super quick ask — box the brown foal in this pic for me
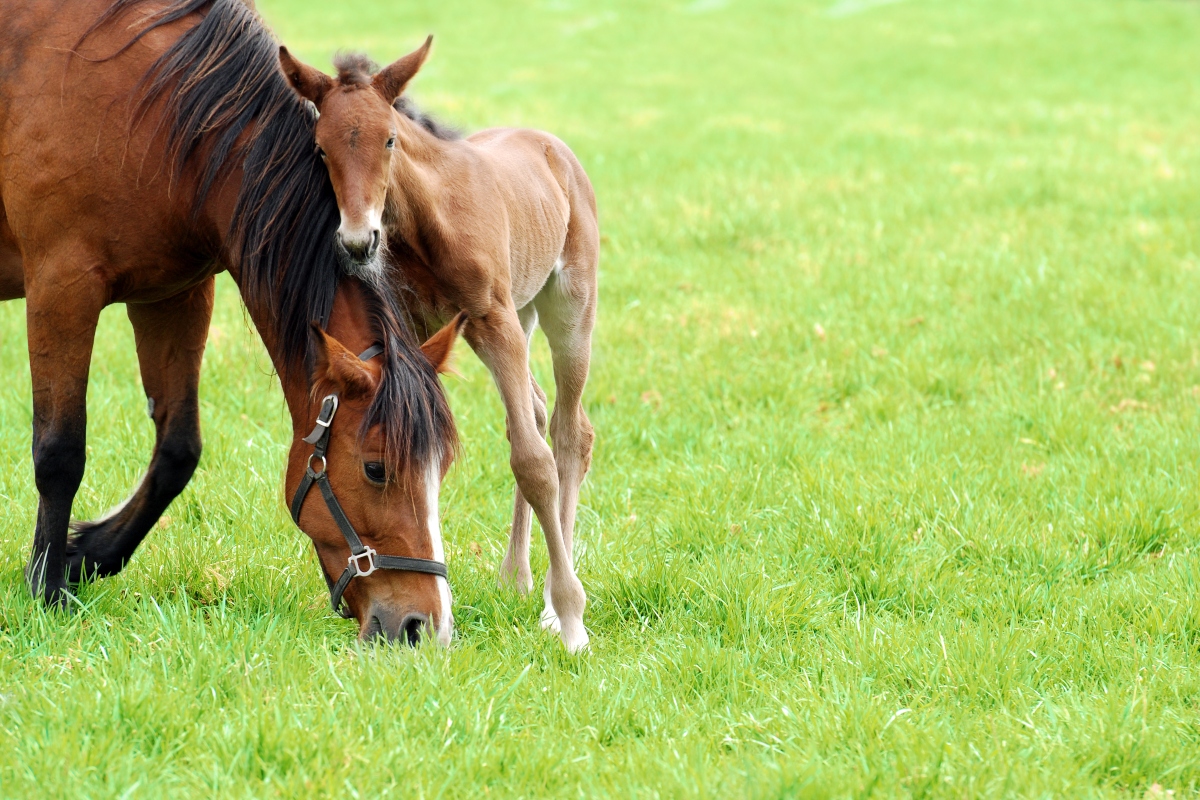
[0,0,463,644]
[281,40,599,652]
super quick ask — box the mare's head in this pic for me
[285,282,463,646]
[278,37,433,278]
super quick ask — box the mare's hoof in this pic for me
[25,565,78,613]
[42,582,78,612]
[65,520,126,585]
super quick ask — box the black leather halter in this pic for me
[290,344,448,619]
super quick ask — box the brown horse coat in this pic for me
[0,0,460,644]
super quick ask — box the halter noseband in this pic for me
[290,343,448,619]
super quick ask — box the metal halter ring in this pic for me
[307,453,327,475]
[348,547,378,577]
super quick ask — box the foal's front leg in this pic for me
[66,279,213,583]
[465,304,588,652]
[499,304,546,595]
[24,270,106,609]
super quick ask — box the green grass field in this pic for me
[2,0,1200,795]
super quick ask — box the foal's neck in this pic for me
[384,115,471,263]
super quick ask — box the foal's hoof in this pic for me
[540,605,589,653]
[539,604,561,633]
[498,556,533,595]
[558,619,590,654]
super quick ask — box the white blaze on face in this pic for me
[425,458,453,645]
[336,207,384,243]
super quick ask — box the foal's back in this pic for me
[464,127,598,307]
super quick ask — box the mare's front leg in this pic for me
[66,278,213,584]
[465,304,588,652]
[24,266,106,609]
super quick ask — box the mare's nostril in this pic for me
[399,612,429,646]
[368,229,380,258]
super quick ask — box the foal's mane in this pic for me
[81,0,456,472]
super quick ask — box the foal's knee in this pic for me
[32,426,86,501]
[551,408,594,472]
[578,414,595,473]
[510,440,558,506]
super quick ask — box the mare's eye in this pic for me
[363,461,387,485]
[316,145,326,160]
[386,136,396,150]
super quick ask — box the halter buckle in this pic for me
[348,547,378,578]
[316,394,339,427]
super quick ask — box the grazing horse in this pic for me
[279,40,599,652]
[0,0,464,645]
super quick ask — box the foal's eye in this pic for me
[316,146,326,160]
[363,461,387,484]
[385,136,396,150]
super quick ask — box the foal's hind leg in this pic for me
[66,279,213,583]
[24,267,107,609]
[533,265,596,632]
[499,304,547,595]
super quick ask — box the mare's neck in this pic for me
[204,168,313,426]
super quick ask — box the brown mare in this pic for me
[0,0,465,645]
[280,40,599,652]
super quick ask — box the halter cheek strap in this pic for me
[290,344,448,619]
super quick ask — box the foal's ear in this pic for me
[311,324,380,401]
[372,35,433,103]
[279,46,334,105]
[420,311,467,375]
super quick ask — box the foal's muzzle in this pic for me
[337,228,380,265]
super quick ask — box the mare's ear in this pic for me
[311,323,380,401]
[372,35,433,103]
[279,46,334,105]
[420,311,467,375]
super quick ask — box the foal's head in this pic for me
[286,286,462,646]
[278,37,432,279]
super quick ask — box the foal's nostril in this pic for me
[399,612,429,646]
[337,232,373,263]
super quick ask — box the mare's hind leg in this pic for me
[532,258,597,632]
[66,278,213,584]
[499,304,547,595]
[24,266,107,609]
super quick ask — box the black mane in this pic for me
[83,0,456,471]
